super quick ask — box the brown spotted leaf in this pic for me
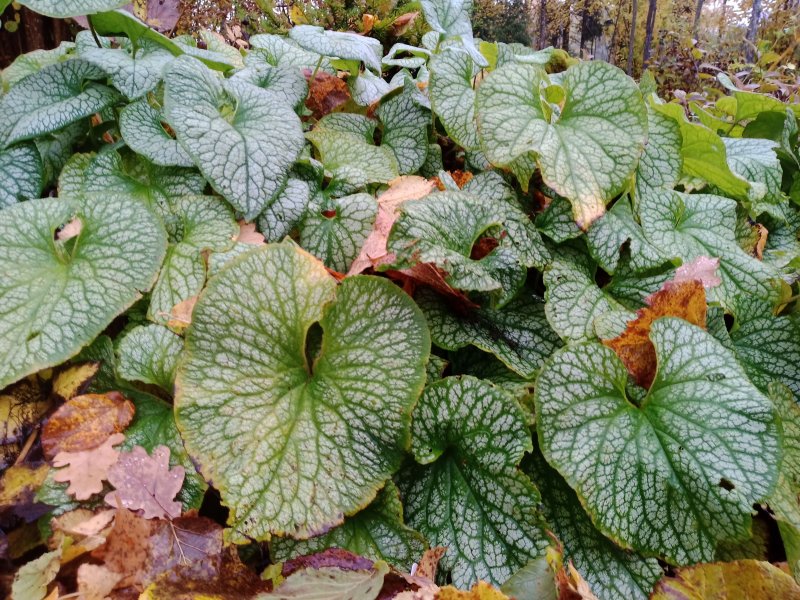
[0,377,51,470]
[304,70,351,120]
[42,392,135,459]
[602,281,707,389]
[53,433,124,501]
[416,546,446,580]
[105,445,184,519]
[650,560,800,600]
[52,362,100,401]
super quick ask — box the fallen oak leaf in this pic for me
[602,280,707,389]
[49,508,116,562]
[104,445,184,520]
[42,392,135,459]
[53,433,125,501]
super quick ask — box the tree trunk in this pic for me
[643,0,657,67]
[579,0,590,51]
[692,0,704,38]
[719,0,727,37]
[626,0,638,75]
[0,7,72,68]
[538,0,548,49]
[609,0,625,65]
[745,0,761,62]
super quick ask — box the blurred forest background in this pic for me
[1,0,798,101]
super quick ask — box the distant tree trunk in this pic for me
[719,0,728,37]
[579,0,590,51]
[609,0,625,64]
[0,7,72,68]
[626,0,638,75]
[692,0,704,38]
[538,0,548,49]
[643,0,657,67]
[745,0,761,62]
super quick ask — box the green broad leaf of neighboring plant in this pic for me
[726,297,800,402]
[76,34,174,100]
[147,195,238,325]
[119,100,194,168]
[543,246,630,344]
[378,86,430,175]
[289,25,382,73]
[174,243,430,540]
[523,450,663,600]
[535,318,781,565]
[271,481,427,569]
[0,143,43,208]
[122,389,207,510]
[0,59,119,147]
[476,61,647,228]
[16,0,127,17]
[385,191,549,307]
[229,63,308,110]
[586,196,667,274]
[89,9,185,55]
[635,104,682,200]
[722,137,786,219]
[651,102,750,200]
[417,288,561,379]
[248,33,335,74]
[0,195,167,389]
[1,42,75,91]
[639,190,780,308]
[307,119,398,195]
[116,323,183,392]
[716,76,787,124]
[163,55,304,220]
[397,376,548,587]
[429,47,480,150]
[743,108,800,169]
[419,0,487,67]
[300,193,377,273]
[258,177,313,242]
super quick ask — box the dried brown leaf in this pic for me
[51,362,100,401]
[602,281,707,389]
[0,463,49,523]
[77,563,123,600]
[0,377,51,471]
[235,220,265,245]
[53,433,124,501]
[415,546,446,580]
[304,70,351,119]
[104,445,184,520]
[166,296,198,332]
[438,581,513,599]
[42,392,134,459]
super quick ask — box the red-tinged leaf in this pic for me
[415,546,446,580]
[282,548,376,577]
[349,176,437,276]
[53,433,125,501]
[42,392,135,459]
[602,281,707,389]
[304,70,351,119]
[105,445,184,520]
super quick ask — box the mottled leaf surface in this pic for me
[119,100,194,167]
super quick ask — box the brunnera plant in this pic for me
[1,0,800,598]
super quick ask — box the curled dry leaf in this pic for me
[348,176,437,275]
[105,445,184,520]
[673,256,722,289]
[53,433,125,501]
[602,281,707,389]
[42,392,135,459]
[235,220,265,245]
[50,508,116,562]
[51,362,100,401]
[304,70,351,120]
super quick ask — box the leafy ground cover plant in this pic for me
[1,1,800,598]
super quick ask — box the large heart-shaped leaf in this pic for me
[289,25,383,73]
[722,137,785,218]
[163,55,304,219]
[429,47,479,150]
[535,318,780,564]
[476,61,647,228]
[0,195,167,388]
[378,84,430,175]
[0,60,119,148]
[420,0,487,67]
[175,243,430,540]
[16,0,127,17]
[634,104,682,199]
[397,375,548,587]
[119,100,194,168]
[116,323,183,393]
[249,33,335,74]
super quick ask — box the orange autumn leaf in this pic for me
[416,546,447,580]
[603,280,707,389]
[304,70,351,119]
[41,392,135,459]
[438,581,512,599]
[53,433,125,500]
